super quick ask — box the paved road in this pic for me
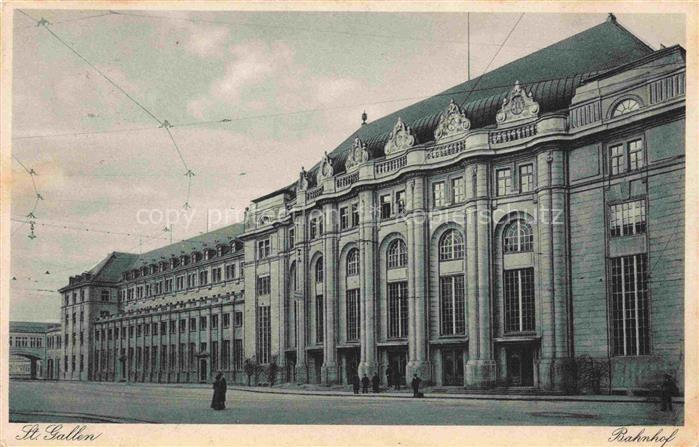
[9,380,682,425]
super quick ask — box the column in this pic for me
[358,190,378,377]
[536,149,570,390]
[294,217,309,383]
[406,176,430,380]
[321,203,338,384]
[465,163,497,387]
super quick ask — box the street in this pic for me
[9,380,682,425]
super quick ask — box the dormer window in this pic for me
[217,246,224,257]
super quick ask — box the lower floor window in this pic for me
[234,339,244,370]
[256,305,271,364]
[387,281,408,338]
[610,254,650,356]
[346,289,360,341]
[316,295,324,343]
[440,275,465,335]
[504,268,535,333]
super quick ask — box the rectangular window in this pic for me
[351,203,359,227]
[234,339,244,370]
[101,290,110,302]
[223,313,231,329]
[497,168,512,196]
[256,305,271,364]
[346,289,360,342]
[189,343,196,369]
[225,264,235,280]
[257,239,271,259]
[433,182,446,207]
[387,281,409,338]
[200,316,207,331]
[504,268,535,333]
[609,199,647,237]
[628,139,644,171]
[380,194,392,219]
[289,227,295,248]
[190,317,196,332]
[211,341,218,371]
[315,295,324,343]
[234,311,243,327]
[519,164,533,193]
[396,190,406,216]
[610,144,625,175]
[212,314,218,330]
[212,268,222,283]
[176,276,184,290]
[440,275,466,336]
[257,275,271,296]
[452,177,465,203]
[222,340,230,369]
[310,219,317,240]
[169,320,175,334]
[340,207,349,230]
[144,324,150,336]
[179,320,186,333]
[199,270,209,286]
[610,254,650,356]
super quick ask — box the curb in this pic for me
[225,385,685,405]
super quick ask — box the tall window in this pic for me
[351,203,359,227]
[346,289,360,341]
[610,254,650,356]
[628,139,644,171]
[610,144,625,175]
[234,339,244,370]
[380,194,392,219]
[440,275,465,335]
[504,268,535,333]
[256,305,271,364]
[347,249,359,276]
[257,238,271,259]
[387,282,409,338]
[452,177,465,203]
[433,181,446,207]
[288,227,295,248]
[496,168,512,196]
[387,239,407,269]
[340,207,349,230]
[257,275,271,296]
[439,230,464,261]
[395,190,406,216]
[315,257,324,283]
[610,139,644,175]
[519,164,533,193]
[315,295,324,343]
[503,220,533,253]
[222,340,230,369]
[609,199,647,237]
[289,263,297,292]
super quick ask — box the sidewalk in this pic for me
[222,382,685,404]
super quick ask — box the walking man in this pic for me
[352,374,360,395]
[411,374,422,398]
[361,374,370,394]
[660,373,678,411]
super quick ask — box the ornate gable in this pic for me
[315,151,334,184]
[496,81,540,126]
[345,137,370,172]
[434,99,471,143]
[384,117,416,155]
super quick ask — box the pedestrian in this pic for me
[371,373,380,393]
[393,369,401,390]
[411,374,422,398]
[660,373,678,411]
[361,374,370,394]
[385,365,393,388]
[352,375,360,395]
[211,371,227,410]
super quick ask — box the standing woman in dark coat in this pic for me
[211,371,227,410]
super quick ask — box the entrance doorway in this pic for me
[199,359,207,383]
[442,349,464,386]
[47,359,53,380]
[119,358,126,381]
[506,345,534,386]
[387,351,407,386]
[285,352,297,383]
[344,348,359,384]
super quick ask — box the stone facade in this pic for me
[55,24,685,394]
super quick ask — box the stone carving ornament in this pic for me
[297,166,309,191]
[316,151,334,184]
[384,117,416,155]
[345,137,370,171]
[496,80,540,126]
[434,99,471,143]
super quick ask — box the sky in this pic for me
[10,10,686,322]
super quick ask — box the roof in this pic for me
[294,17,653,189]
[10,321,60,334]
[129,223,245,268]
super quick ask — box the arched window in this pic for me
[439,229,464,261]
[612,98,640,117]
[387,239,407,269]
[315,257,324,283]
[347,248,359,276]
[503,220,533,253]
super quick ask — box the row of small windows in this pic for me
[63,289,87,306]
[123,244,238,281]
[94,312,244,341]
[120,264,243,302]
[9,336,44,348]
